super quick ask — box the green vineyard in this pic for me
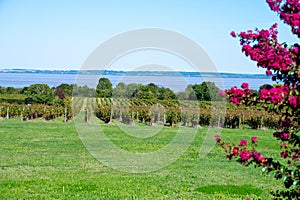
[0,102,73,122]
[0,97,280,129]
[90,97,279,129]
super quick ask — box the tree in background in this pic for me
[125,83,142,98]
[113,82,127,98]
[55,83,73,98]
[192,82,221,101]
[131,83,158,100]
[216,0,300,198]
[6,87,16,94]
[23,84,54,105]
[52,84,74,107]
[177,82,221,101]
[158,87,176,100]
[95,78,113,98]
[131,83,177,100]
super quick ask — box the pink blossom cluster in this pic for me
[260,85,289,104]
[288,95,300,108]
[223,82,299,108]
[275,116,300,162]
[273,131,291,140]
[231,24,297,75]
[238,138,266,164]
[259,85,300,107]
[216,135,266,165]
[267,0,300,37]
[280,143,300,161]
[222,83,251,105]
[279,117,292,128]
[288,87,300,108]
[291,149,300,161]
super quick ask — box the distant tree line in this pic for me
[94,77,228,101]
[0,83,95,106]
[0,77,261,105]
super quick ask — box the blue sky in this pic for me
[0,0,298,73]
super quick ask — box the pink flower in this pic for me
[244,89,251,95]
[241,82,249,89]
[239,139,248,146]
[251,136,258,143]
[240,149,252,161]
[259,85,290,104]
[274,131,291,141]
[280,132,290,140]
[292,45,299,54]
[259,29,270,39]
[258,156,266,164]
[232,146,239,155]
[281,151,289,158]
[260,89,268,99]
[230,97,240,105]
[230,31,236,37]
[288,96,298,108]
[252,152,266,164]
[292,155,299,162]
[266,69,272,76]
[219,90,225,97]
[215,134,221,142]
[280,118,291,128]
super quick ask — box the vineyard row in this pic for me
[0,97,281,129]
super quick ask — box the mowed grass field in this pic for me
[0,117,283,199]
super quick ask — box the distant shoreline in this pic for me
[0,69,269,79]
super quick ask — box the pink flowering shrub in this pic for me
[216,135,266,166]
[267,0,300,37]
[216,0,300,199]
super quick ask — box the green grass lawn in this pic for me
[0,117,283,199]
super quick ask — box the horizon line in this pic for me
[0,68,267,75]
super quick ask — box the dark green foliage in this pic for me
[96,78,113,98]
[23,84,54,104]
[131,83,157,99]
[195,185,263,196]
[271,189,300,199]
[130,83,177,101]
[191,82,222,101]
[55,84,74,99]
[6,87,16,94]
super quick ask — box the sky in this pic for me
[0,0,298,74]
